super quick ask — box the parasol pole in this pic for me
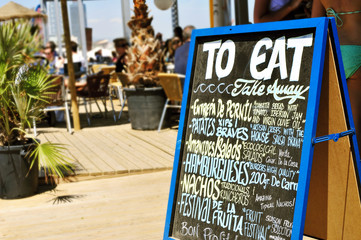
[171,0,179,29]
[54,0,63,57]
[60,0,81,131]
[209,0,214,27]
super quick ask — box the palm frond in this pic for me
[30,142,74,182]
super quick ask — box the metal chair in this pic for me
[157,73,185,132]
[77,74,116,125]
[33,75,72,136]
[114,72,130,120]
[108,72,128,110]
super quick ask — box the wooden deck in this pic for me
[0,170,173,240]
[1,101,182,239]
[0,102,317,239]
[0,171,317,240]
[34,102,179,179]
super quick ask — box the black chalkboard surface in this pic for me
[164,18,361,240]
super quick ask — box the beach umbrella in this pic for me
[0,1,46,21]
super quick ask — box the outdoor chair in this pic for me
[64,62,85,79]
[91,65,124,111]
[77,73,116,125]
[114,72,130,120]
[157,73,185,132]
[90,64,108,74]
[90,64,115,75]
[100,65,116,76]
[33,75,72,136]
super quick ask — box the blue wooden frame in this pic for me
[163,17,361,240]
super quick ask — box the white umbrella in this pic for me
[87,47,113,60]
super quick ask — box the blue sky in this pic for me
[85,0,212,41]
[10,0,212,42]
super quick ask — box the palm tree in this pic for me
[0,20,73,185]
[125,0,164,87]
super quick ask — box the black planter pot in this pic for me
[124,87,167,130]
[0,139,39,199]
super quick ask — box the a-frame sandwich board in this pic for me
[163,17,361,240]
[304,18,361,239]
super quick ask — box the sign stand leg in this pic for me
[304,35,361,239]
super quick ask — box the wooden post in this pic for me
[60,0,81,131]
[211,0,232,27]
[209,0,214,28]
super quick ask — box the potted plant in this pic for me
[123,0,166,130]
[0,20,73,199]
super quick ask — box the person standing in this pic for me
[312,0,361,145]
[113,38,129,73]
[174,25,195,77]
[69,41,85,68]
[173,26,183,43]
[254,0,311,23]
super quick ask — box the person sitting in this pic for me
[164,36,182,66]
[43,42,62,74]
[63,41,88,93]
[43,42,65,125]
[95,49,104,63]
[45,41,59,58]
[68,41,85,69]
[112,51,117,63]
[62,41,87,80]
[312,0,361,146]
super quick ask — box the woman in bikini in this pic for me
[312,0,361,146]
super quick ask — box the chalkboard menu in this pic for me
[164,18,361,240]
[168,27,315,239]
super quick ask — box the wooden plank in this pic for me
[62,131,113,175]
[53,132,89,175]
[127,130,176,155]
[120,130,174,165]
[57,131,101,175]
[141,128,178,146]
[96,130,148,171]
[79,131,128,174]
[104,129,166,169]
[114,128,173,167]
[70,131,117,175]
[98,129,155,171]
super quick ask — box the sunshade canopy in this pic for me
[0,1,46,21]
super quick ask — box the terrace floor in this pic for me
[0,101,317,239]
